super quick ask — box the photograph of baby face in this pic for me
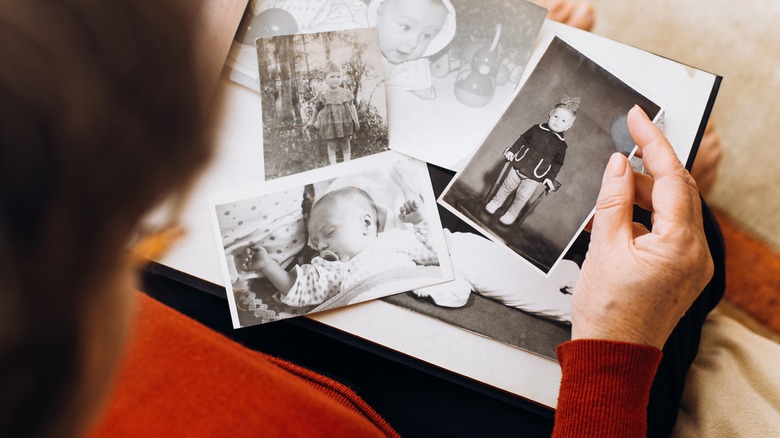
[225,0,547,170]
[211,154,453,328]
[256,27,388,180]
[439,37,662,276]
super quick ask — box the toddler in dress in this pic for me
[236,186,439,307]
[306,62,360,165]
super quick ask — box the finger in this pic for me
[627,106,687,182]
[633,171,654,211]
[627,106,699,229]
[633,222,650,237]
[590,153,635,243]
[584,216,594,233]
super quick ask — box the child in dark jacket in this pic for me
[485,97,580,225]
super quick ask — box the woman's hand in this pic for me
[572,106,714,349]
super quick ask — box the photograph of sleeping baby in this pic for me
[256,27,388,179]
[225,0,547,170]
[383,165,587,360]
[439,37,661,275]
[212,156,452,328]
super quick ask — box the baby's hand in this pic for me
[399,199,425,224]
[412,86,437,100]
[236,244,271,272]
[504,150,515,161]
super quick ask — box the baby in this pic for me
[237,187,439,307]
[250,0,456,99]
[485,97,581,225]
[413,230,579,324]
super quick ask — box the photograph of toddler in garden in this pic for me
[256,27,388,179]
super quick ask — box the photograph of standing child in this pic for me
[256,27,388,179]
[485,97,580,226]
[305,62,360,165]
[440,37,661,275]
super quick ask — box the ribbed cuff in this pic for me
[552,339,662,438]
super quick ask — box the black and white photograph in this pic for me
[256,27,388,180]
[440,37,662,275]
[211,154,453,328]
[383,166,589,359]
[225,0,547,170]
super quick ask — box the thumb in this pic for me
[590,153,635,243]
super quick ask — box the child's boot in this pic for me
[485,199,501,214]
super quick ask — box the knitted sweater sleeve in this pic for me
[552,339,663,438]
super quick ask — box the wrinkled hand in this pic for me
[236,244,271,273]
[572,106,714,349]
[399,199,424,225]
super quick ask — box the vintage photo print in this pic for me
[440,37,662,275]
[383,165,586,360]
[210,153,453,328]
[256,27,388,180]
[224,0,547,170]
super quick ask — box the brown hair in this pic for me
[0,0,213,435]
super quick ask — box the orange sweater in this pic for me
[89,292,397,437]
[90,293,661,437]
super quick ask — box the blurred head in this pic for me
[376,0,449,64]
[0,0,213,436]
[308,187,378,262]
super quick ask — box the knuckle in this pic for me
[595,191,630,212]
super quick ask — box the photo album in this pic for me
[147,0,721,409]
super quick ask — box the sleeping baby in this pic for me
[236,186,439,307]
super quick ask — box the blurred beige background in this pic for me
[587,0,780,252]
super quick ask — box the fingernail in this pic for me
[630,104,647,119]
[605,153,626,178]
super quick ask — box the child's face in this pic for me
[376,0,448,65]
[308,200,376,262]
[547,107,576,133]
[325,71,342,89]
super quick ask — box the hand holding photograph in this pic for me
[440,37,662,275]
[211,153,453,328]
